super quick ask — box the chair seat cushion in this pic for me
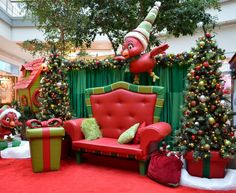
[72,137,142,157]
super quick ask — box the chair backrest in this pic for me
[85,81,165,138]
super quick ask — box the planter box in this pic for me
[184,151,229,178]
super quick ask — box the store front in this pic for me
[0,60,19,106]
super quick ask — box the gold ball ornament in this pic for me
[224,139,231,146]
[204,144,210,151]
[208,117,216,125]
[222,115,228,122]
[189,143,194,148]
[220,55,226,60]
[199,41,205,47]
[199,81,205,87]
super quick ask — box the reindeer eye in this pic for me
[128,44,133,50]
[6,117,10,122]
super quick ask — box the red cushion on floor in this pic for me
[73,137,142,156]
[133,122,146,144]
[147,151,183,186]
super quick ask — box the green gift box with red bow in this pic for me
[26,118,65,173]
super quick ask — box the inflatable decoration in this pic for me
[115,1,169,84]
[0,105,22,150]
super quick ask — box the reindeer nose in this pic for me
[122,49,129,58]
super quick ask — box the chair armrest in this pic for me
[63,118,85,141]
[140,122,172,156]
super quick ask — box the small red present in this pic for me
[147,145,183,187]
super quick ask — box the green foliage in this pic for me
[65,57,128,71]
[23,1,95,54]
[22,0,219,55]
[175,33,236,160]
[64,53,191,71]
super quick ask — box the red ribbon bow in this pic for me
[26,118,62,128]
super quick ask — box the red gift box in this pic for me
[184,151,229,178]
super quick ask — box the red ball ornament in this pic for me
[198,130,204,135]
[203,61,209,67]
[216,84,221,89]
[205,33,211,38]
[195,75,200,80]
[191,135,196,140]
[195,66,201,71]
[190,70,195,75]
[184,111,190,116]
[191,100,197,107]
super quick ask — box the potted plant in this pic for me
[175,33,236,178]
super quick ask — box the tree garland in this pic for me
[63,53,192,71]
[64,57,129,71]
[155,52,192,67]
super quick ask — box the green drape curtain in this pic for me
[67,64,188,145]
[67,69,125,118]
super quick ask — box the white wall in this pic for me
[208,0,236,24]
[159,0,236,58]
[0,19,11,39]
[161,23,236,58]
[11,27,45,41]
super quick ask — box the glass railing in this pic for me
[0,0,25,17]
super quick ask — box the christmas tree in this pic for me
[175,33,236,159]
[37,54,72,121]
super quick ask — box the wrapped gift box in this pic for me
[26,119,65,173]
[184,151,229,178]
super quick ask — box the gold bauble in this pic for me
[222,115,228,122]
[208,117,216,125]
[224,139,231,146]
[189,143,194,148]
[204,144,210,150]
[199,81,205,87]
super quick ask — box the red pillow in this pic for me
[147,151,183,187]
[133,122,146,144]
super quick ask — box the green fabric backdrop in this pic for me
[67,64,188,145]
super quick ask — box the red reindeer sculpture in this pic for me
[0,105,21,140]
[115,1,169,84]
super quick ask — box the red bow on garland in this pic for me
[26,118,62,128]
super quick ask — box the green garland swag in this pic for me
[63,52,192,71]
